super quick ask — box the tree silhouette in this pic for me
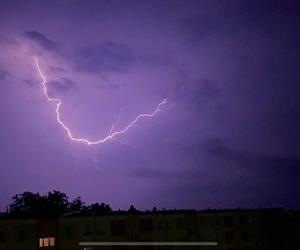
[88,202,112,215]
[9,190,69,217]
[68,196,86,212]
[8,190,111,217]
[9,191,43,217]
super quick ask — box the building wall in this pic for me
[0,209,293,250]
[56,209,284,250]
[0,218,37,250]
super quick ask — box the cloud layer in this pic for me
[0,0,299,210]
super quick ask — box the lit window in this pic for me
[39,238,43,247]
[39,237,55,247]
[49,237,55,246]
[43,238,49,247]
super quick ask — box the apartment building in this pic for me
[0,208,297,250]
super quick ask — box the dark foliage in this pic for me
[8,190,112,217]
[88,202,112,215]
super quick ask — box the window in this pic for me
[65,226,72,239]
[166,221,173,230]
[241,230,249,241]
[39,237,55,247]
[239,215,249,226]
[187,220,198,234]
[199,217,207,227]
[223,216,233,227]
[176,218,185,230]
[157,220,172,231]
[0,230,5,243]
[18,229,26,243]
[97,222,105,235]
[83,224,91,236]
[44,238,49,247]
[139,219,153,233]
[111,220,126,236]
[49,238,55,246]
[127,231,137,239]
[225,231,235,243]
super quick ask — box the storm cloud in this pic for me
[0,0,299,211]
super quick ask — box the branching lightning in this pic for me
[34,57,167,146]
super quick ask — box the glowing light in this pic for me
[34,57,167,145]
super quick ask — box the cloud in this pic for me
[178,17,219,44]
[73,41,172,74]
[23,79,40,88]
[96,83,120,90]
[203,138,300,174]
[0,36,18,45]
[48,77,76,92]
[173,138,300,208]
[23,78,76,93]
[238,0,300,29]
[49,66,66,73]
[25,31,59,51]
[0,70,10,81]
[132,167,171,179]
[138,53,172,68]
[73,41,136,73]
[177,1,300,47]
[173,76,222,106]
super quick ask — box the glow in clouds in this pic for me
[34,57,167,145]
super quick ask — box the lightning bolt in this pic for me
[34,57,167,146]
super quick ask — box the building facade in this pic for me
[0,208,298,250]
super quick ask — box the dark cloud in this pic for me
[0,69,10,81]
[73,41,172,74]
[173,76,222,106]
[263,109,300,154]
[138,53,172,68]
[178,0,300,47]
[178,17,220,45]
[238,0,300,29]
[24,78,76,92]
[48,77,76,92]
[50,66,66,73]
[73,42,136,73]
[0,36,18,45]
[23,79,39,88]
[175,138,300,208]
[132,167,171,179]
[96,83,120,90]
[203,138,300,175]
[25,30,59,51]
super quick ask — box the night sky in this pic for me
[0,0,299,211]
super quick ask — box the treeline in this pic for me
[7,190,112,217]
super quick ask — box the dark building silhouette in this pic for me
[0,208,299,250]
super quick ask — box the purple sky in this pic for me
[0,0,299,211]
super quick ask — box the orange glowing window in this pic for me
[39,237,55,247]
[43,238,49,247]
[39,238,43,247]
[49,237,55,246]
